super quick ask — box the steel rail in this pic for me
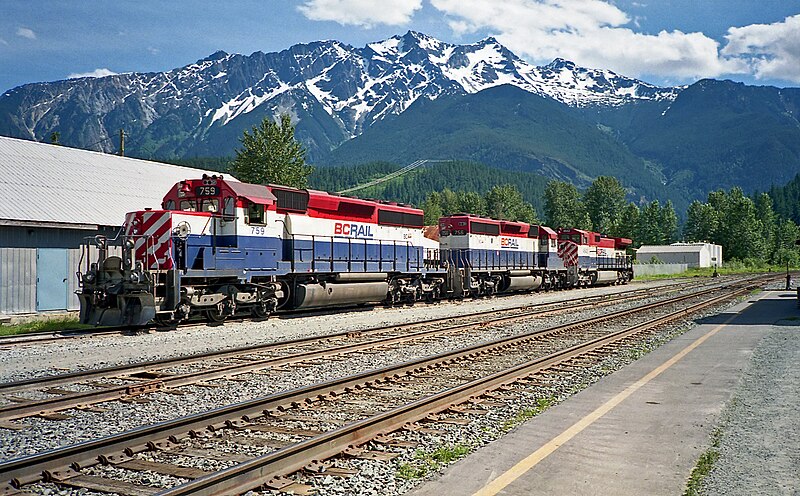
[0,279,703,348]
[0,279,704,396]
[0,278,762,490]
[0,281,728,421]
[160,284,755,496]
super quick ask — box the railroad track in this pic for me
[0,279,725,424]
[0,279,703,348]
[0,275,771,495]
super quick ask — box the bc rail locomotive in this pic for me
[77,176,633,326]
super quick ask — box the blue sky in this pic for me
[2,0,799,93]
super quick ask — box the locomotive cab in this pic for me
[77,176,286,326]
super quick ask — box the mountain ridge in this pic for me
[0,30,678,160]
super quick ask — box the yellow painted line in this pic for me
[474,300,752,496]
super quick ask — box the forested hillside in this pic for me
[588,79,800,202]
[321,85,673,207]
[767,173,800,225]
[308,160,549,213]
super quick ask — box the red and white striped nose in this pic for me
[558,240,579,267]
[125,211,174,270]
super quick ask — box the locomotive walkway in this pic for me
[411,289,800,495]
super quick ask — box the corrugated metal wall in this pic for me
[1,247,95,314]
[1,226,123,315]
[0,248,36,314]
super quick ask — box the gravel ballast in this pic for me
[0,282,705,460]
[0,276,777,496]
[700,313,800,495]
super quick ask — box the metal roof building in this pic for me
[636,243,722,268]
[0,136,230,318]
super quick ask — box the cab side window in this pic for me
[247,203,265,225]
[222,197,235,221]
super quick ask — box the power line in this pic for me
[336,160,452,195]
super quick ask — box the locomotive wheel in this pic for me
[251,300,270,319]
[204,303,227,323]
[154,315,178,327]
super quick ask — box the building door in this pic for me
[37,248,68,311]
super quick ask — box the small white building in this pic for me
[636,243,722,268]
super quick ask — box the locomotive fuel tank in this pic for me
[504,274,543,292]
[592,270,620,285]
[293,280,389,309]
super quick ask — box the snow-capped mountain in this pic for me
[0,31,680,159]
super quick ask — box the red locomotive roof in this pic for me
[558,227,632,248]
[614,237,633,249]
[534,225,557,239]
[228,182,277,205]
[440,214,502,236]
[162,176,277,210]
[500,220,531,238]
[161,177,424,228]
[268,185,424,228]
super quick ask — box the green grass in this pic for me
[0,317,93,336]
[396,444,472,480]
[502,397,555,432]
[634,265,800,282]
[684,428,723,496]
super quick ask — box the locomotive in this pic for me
[77,176,633,326]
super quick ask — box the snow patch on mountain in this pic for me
[0,30,681,157]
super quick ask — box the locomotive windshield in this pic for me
[559,234,582,243]
[178,198,219,212]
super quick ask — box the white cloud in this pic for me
[0,38,8,46]
[148,46,160,55]
[430,0,747,80]
[67,68,118,79]
[722,14,800,83]
[298,0,422,27]
[16,27,36,40]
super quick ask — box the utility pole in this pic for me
[119,129,125,156]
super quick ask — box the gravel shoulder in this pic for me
[0,279,686,383]
[0,279,700,460]
[700,307,800,495]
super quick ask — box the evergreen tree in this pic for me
[618,202,640,244]
[439,189,461,215]
[422,192,443,225]
[683,200,719,242]
[231,114,313,188]
[754,192,777,251]
[583,176,626,234]
[660,200,679,244]
[457,191,487,216]
[638,200,663,245]
[713,187,764,261]
[544,180,590,229]
[485,184,539,223]
[770,219,800,266]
